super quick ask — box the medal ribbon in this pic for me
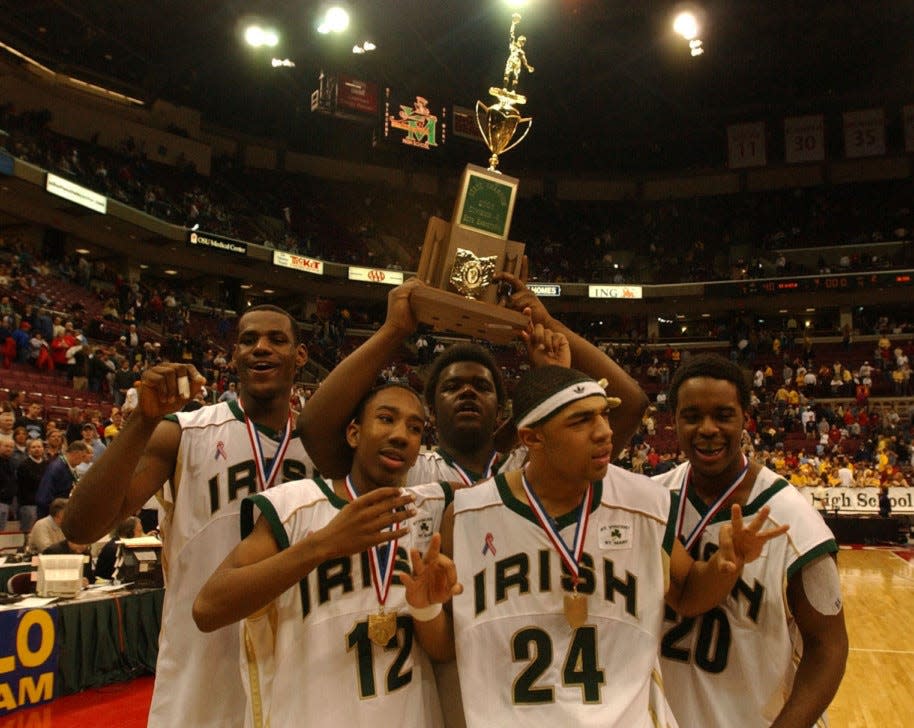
[446,450,500,487]
[674,454,749,550]
[239,399,293,491]
[344,476,398,608]
[521,470,592,586]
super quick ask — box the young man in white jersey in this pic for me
[410,365,788,728]
[62,304,315,728]
[194,384,460,727]
[653,353,847,728]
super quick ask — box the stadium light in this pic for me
[352,40,376,54]
[318,6,350,34]
[673,12,698,40]
[245,25,279,48]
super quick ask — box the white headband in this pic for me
[516,380,609,429]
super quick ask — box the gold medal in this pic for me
[367,609,398,647]
[564,591,588,629]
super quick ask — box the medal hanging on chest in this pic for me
[240,400,293,492]
[674,455,749,550]
[521,471,593,629]
[344,476,399,646]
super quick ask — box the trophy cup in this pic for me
[476,13,534,172]
[410,14,535,344]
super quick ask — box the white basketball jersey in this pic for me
[406,446,526,728]
[240,478,452,728]
[654,463,838,728]
[149,400,315,728]
[452,468,679,728]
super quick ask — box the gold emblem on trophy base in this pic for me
[450,248,498,298]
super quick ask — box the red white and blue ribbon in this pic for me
[449,451,500,487]
[240,400,293,492]
[674,454,749,550]
[521,470,592,586]
[345,475,397,608]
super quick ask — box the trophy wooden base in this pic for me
[410,286,528,345]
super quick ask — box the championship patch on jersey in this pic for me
[599,521,632,550]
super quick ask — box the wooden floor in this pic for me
[829,547,914,728]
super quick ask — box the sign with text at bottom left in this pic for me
[0,607,59,715]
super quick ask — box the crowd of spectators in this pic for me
[4,105,914,282]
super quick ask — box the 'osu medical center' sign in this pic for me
[0,608,59,715]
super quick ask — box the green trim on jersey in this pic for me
[663,492,680,555]
[163,413,178,424]
[313,476,349,509]
[227,398,285,439]
[786,538,839,581]
[434,447,509,482]
[241,493,290,550]
[438,481,455,508]
[686,476,790,525]
[493,473,604,529]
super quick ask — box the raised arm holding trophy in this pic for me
[411,13,535,345]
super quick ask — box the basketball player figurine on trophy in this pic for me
[411,13,536,344]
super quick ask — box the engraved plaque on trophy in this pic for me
[410,14,535,345]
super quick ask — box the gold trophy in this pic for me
[410,14,535,344]
[476,13,534,172]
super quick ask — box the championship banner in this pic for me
[348,266,404,286]
[903,105,914,153]
[384,88,445,150]
[187,230,247,256]
[784,115,825,163]
[0,608,58,715]
[800,486,914,515]
[272,250,324,276]
[726,122,766,169]
[843,108,885,158]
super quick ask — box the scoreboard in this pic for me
[720,271,914,297]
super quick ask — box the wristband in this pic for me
[407,603,442,622]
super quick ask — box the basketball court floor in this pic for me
[829,546,914,728]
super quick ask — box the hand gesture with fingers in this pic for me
[399,533,463,609]
[717,504,790,573]
[137,363,207,420]
[319,486,416,560]
[522,309,571,368]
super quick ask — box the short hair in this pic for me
[667,353,751,413]
[49,498,68,517]
[239,304,300,341]
[423,343,506,411]
[352,383,424,424]
[66,440,91,454]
